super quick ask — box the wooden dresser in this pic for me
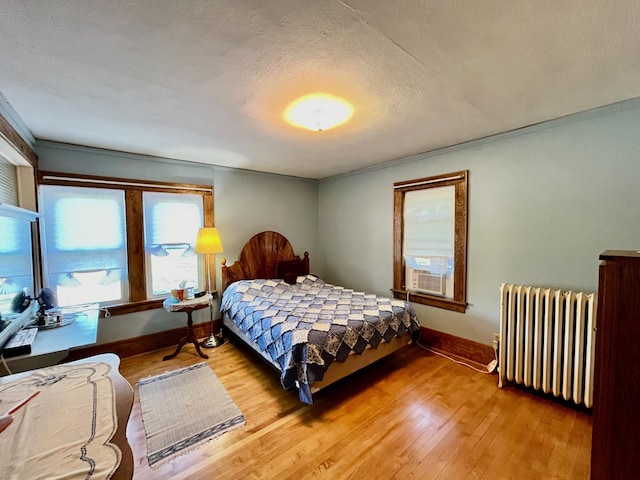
[591,250,640,479]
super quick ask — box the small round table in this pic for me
[162,294,212,361]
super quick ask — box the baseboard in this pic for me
[66,319,222,361]
[418,327,495,368]
[67,322,493,367]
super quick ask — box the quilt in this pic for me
[221,275,419,404]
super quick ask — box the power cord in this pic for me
[405,288,499,374]
[416,339,498,374]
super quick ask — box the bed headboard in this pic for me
[220,231,309,292]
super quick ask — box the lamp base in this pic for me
[201,333,225,348]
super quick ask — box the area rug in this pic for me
[137,362,245,467]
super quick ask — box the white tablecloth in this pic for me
[162,293,212,312]
[0,362,120,479]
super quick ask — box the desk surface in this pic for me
[3,305,99,373]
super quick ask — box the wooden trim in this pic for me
[392,189,404,292]
[418,327,495,366]
[393,170,468,313]
[203,194,214,227]
[203,194,215,289]
[392,289,467,313]
[101,299,165,317]
[66,318,223,360]
[0,113,38,167]
[38,170,212,194]
[453,175,468,305]
[393,170,468,190]
[125,190,146,302]
[37,170,215,312]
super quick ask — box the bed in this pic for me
[220,231,419,404]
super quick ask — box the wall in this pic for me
[318,98,640,345]
[36,142,318,344]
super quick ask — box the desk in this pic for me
[3,305,99,374]
[162,294,212,361]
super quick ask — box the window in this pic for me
[393,170,468,313]
[38,171,213,315]
[0,205,37,318]
[40,186,128,307]
[143,192,203,297]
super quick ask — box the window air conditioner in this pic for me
[407,267,446,296]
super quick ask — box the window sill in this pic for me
[100,299,165,317]
[391,289,467,313]
[99,291,219,317]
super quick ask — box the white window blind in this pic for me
[142,192,203,296]
[403,186,455,258]
[40,185,127,306]
[0,157,18,205]
[143,192,203,247]
[403,186,455,299]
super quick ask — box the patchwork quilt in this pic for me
[220,275,419,404]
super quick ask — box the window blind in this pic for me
[0,157,18,205]
[403,186,455,258]
[143,192,203,248]
[142,192,203,296]
[40,185,127,305]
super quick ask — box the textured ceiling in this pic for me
[1,1,639,179]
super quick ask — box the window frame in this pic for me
[392,170,468,313]
[38,170,214,316]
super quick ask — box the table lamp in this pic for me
[195,227,224,348]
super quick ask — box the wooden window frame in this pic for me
[392,170,468,313]
[38,171,214,317]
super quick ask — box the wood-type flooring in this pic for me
[119,339,592,480]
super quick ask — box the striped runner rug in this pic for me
[138,362,245,467]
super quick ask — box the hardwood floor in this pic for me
[119,339,592,480]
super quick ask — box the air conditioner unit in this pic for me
[407,268,446,296]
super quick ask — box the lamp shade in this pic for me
[195,227,223,254]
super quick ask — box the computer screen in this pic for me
[0,203,38,349]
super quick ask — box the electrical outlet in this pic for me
[492,333,500,351]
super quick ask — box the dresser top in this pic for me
[600,250,640,260]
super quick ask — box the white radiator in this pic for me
[498,283,597,408]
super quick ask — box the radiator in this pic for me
[498,283,597,408]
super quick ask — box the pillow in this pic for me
[282,272,298,285]
[276,260,307,283]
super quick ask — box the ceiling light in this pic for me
[284,93,354,132]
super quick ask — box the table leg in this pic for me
[162,336,188,361]
[163,310,209,360]
[191,336,209,359]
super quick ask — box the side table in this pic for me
[162,294,212,361]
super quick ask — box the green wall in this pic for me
[36,142,318,343]
[35,97,640,348]
[318,98,640,345]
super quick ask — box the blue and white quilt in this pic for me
[220,275,419,404]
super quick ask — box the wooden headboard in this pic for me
[220,231,309,292]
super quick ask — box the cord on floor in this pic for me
[416,339,498,374]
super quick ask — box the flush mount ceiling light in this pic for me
[284,93,354,132]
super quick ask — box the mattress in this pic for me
[221,274,419,404]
